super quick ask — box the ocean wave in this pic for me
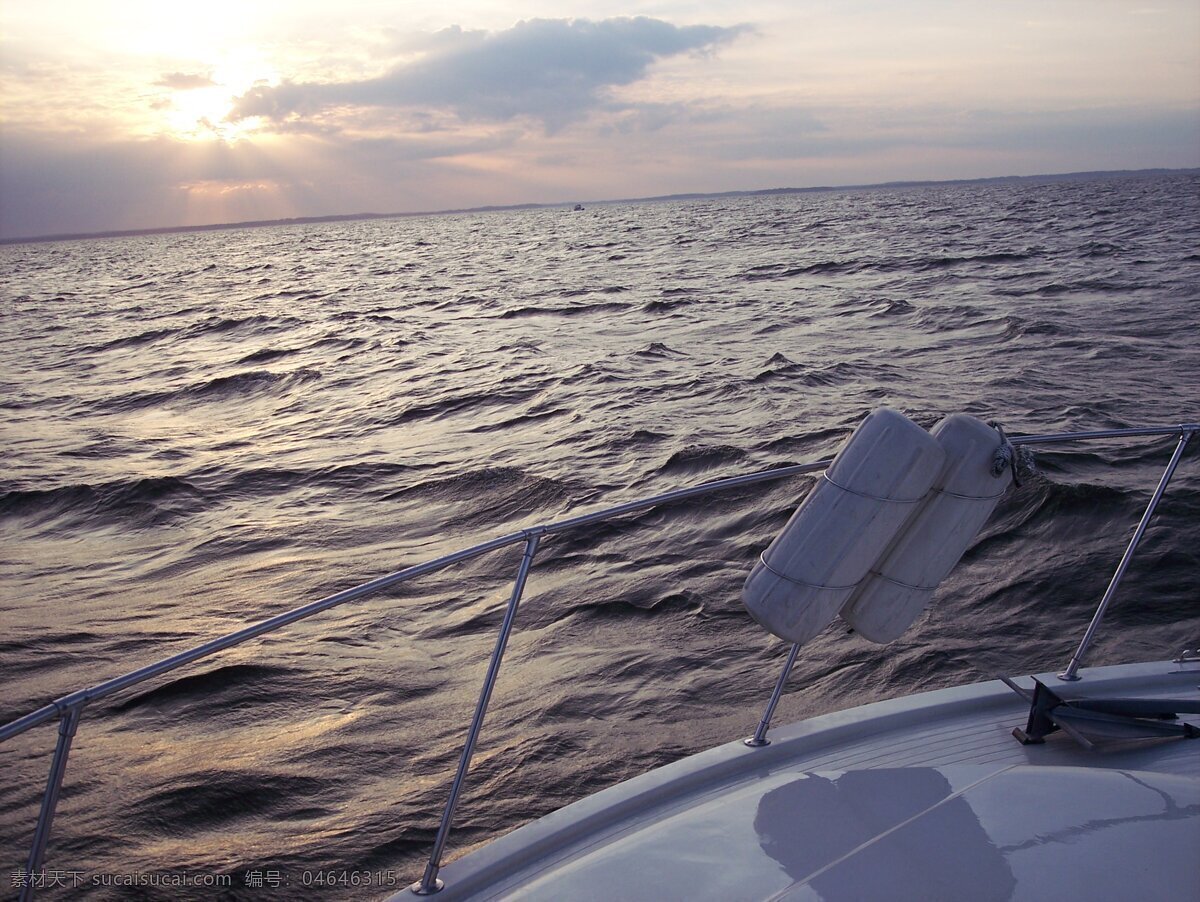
[883,294,921,313]
[132,771,329,831]
[570,589,706,621]
[387,385,542,425]
[87,327,178,352]
[910,250,1034,270]
[114,279,158,293]
[742,260,860,281]
[97,367,323,412]
[178,313,277,338]
[752,359,864,386]
[114,663,294,713]
[237,347,298,364]
[207,461,419,500]
[739,250,1036,284]
[968,477,1134,561]
[632,341,686,358]
[657,444,748,476]
[382,466,579,529]
[560,285,630,297]
[498,301,631,318]
[0,475,205,530]
[464,403,569,435]
[642,297,693,313]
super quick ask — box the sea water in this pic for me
[2,172,1198,898]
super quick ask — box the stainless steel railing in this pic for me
[1,423,1195,899]
[1053,429,1194,680]
[739,423,1197,752]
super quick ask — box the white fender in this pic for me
[839,414,1013,643]
[742,408,945,644]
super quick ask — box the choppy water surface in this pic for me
[2,173,1199,898]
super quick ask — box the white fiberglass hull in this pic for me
[401,660,1200,901]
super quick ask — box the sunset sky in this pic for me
[2,1,1197,240]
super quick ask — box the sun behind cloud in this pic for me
[156,66,273,141]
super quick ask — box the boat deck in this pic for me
[408,660,1200,901]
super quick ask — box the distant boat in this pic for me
[572,204,584,211]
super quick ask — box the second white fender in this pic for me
[840,413,1013,643]
[743,408,945,645]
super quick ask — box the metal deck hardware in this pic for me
[744,643,801,747]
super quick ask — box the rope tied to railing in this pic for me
[990,421,1018,485]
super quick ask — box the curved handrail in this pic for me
[1009,424,1198,445]
[2,457,832,899]
[0,458,830,745]
[2,422,1196,899]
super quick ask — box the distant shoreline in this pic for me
[3,167,1196,247]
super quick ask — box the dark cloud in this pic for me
[156,72,216,90]
[0,134,269,237]
[0,128,526,239]
[230,17,750,130]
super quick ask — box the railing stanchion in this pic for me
[21,704,83,902]
[413,532,542,895]
[1058,430,1193,681]
[745,642,801,747]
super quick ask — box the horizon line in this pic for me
[3,166,1196,247]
